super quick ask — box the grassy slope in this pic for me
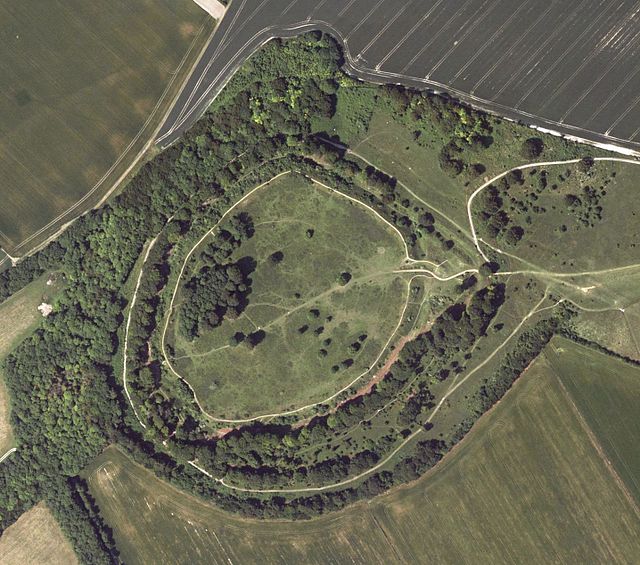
[546,336,640,505]
[574,300,640,362]
[170,174,407,418]
[0,502,78,565]
[0,0,210,252]
[0,274,63,452]
[329,84,640,366]
[475,160,640,272]
[574,309,640,361]
[86,350,640,564]
[314,85,593,237]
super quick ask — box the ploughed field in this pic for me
[86,337,640,564]
[161,0,640,154]
[0,0,210,253]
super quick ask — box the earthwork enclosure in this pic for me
[166,174,408,419]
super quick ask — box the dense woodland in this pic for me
[179,213,255,339]
[0,32,588,563]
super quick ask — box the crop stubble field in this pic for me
[0,502,78,565]
[87,337,640,564]
[0,0,212,253]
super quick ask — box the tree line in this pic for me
[0,30,586,562]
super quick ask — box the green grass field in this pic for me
[0,273,64,452]
[169,174,408,419]
[546,337,640,505]
[0,0,211,253]
[573,297,640,360]
[86,345,640,564]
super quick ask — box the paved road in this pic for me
[157,0,640,156]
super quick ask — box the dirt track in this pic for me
[192,0,226,20]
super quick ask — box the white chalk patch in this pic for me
[38,303,53,317]
[191,0,226,20]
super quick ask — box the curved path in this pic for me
[122,235,165,430]
[7,18,216,259]
[184,154,640,493]
[159,171,467,424]
[467,156,640,262]
[156,4,640,158]
[190,294,554,494]
[0,447,17,465]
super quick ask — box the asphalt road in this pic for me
[157,0,640,156]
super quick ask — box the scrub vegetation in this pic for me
[85,351,640,564]
[0,273,64,452]
[0,31,639,564]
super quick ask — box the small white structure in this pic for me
[38,303,53,317]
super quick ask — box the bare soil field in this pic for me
[192,0,226,20]
[160,0,640,154]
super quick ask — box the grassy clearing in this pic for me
[0,273,63,452]
[320,108,480,273]
[315,88,591,237]
[546,336,640,505]
[0,502,78,565]
[475,160,640,272]
[169,174,407,418]
[573,306,640,361]
[87,352,640,564]
[343,109,473,229]
[0,0,211,253]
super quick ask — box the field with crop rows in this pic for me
[0,0,212,253]
[546,337,640,505]
[87,341,640,564]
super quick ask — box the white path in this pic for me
[467,157,640,262]
[159,171,458,424]
[0,447,17,464]
[192,0,227,20]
